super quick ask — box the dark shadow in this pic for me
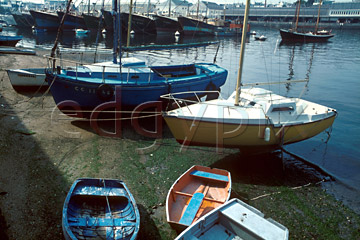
[209,150,326,188]
[0,80,69,239]
[136,204,161,240]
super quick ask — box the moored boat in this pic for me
[7,68,46,91]
[279,28,334,42]
[279,0,334,42]
[175,198,289,240]
[30,10,60,32]
[161,0,337,153]
[46,57,227,114]
[62,178,140,240]
[166,165,231,232]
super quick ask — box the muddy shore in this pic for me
[0,50,359,239]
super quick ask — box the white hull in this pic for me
[7,68,46,87]
[175,198,289,240]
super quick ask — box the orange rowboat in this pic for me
[166,165,231,232]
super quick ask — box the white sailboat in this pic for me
[161,0,337,153]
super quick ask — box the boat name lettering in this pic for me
[74,86,96,94]
[18,74,35,78]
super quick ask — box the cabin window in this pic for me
[271,106,294,112]
[107,75,117,78]
[131,75,139,79]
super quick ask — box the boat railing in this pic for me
[46,55,155,84]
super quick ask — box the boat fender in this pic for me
[205,82,220,101]
[96,84,114,101]
[264,127,270,142]
[205,81,217,91]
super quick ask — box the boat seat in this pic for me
[178,192,204,226]
[73,186,127,197]
[68,217,136,227]
[190,170,229,183]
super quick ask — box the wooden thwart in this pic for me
[178,192,204,226]
[190,170,229,182]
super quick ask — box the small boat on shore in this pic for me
[175,198,289,240]
[62,178,140,240]
[7,68,46,91]
[166,165,231,232]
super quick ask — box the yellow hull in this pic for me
[164,114,336,150]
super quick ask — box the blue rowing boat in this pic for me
[62,178,140,240]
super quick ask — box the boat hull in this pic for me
[12,12,35,28]
[279,28,334,42]
[163,112,337,151]
[62,178,140,240]
[166,165,231,233]
[57,11,88,30]
[0,35,22,47]
[46,63,227,113]
[178,16,216,36]
[30,10,59,31]
[175,198,289,240]
[153,15,182,35]
[82,13,104,31]
[121,13,157,35]
[7,68,47,91]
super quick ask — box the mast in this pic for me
[294,0,301,32]
[168,0,171,17]
[112,0,118,63]
[88,0,90,14]
[234,0,250,106]
[126,0,133,57]
[196,0,199,19]
[314,0,322,33]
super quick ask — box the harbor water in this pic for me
[4,25,360,211]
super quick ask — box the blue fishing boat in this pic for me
[30,10,60,32]
[62,178,140,240]
[45,0,228,115]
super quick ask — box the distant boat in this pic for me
[29,10,59,31]
[178,16,216,36]
[62,178,140,240]
[121,13,157,35]
[279,0,334,42]
[57,11,88,31]
[0,35,22,47]
[6,68,46,91]
[175,198,289,240]
[153,15,182,35]
[254,35,267,41]
[12,12,35,29]
[166,165,231,232]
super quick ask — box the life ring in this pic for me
[96,84,114,101]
